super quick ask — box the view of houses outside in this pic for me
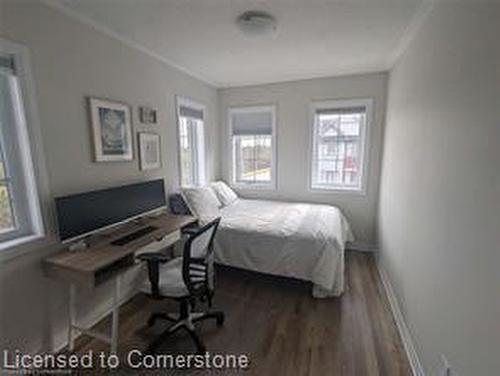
[313,112,363,188]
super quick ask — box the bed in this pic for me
[173,183,353,298]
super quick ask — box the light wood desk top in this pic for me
[44,213,197,288]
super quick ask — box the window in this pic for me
[310,99,372,192]
[229,106,276,188]
[0,45,44,247]
[176,97,206,187]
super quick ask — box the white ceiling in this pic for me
[50,0,425,88]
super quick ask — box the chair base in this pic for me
[146,299,224,354]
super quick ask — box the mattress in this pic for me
[213,199,353,297]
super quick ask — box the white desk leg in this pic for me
[68,284,76,351]
[110,275,121,353]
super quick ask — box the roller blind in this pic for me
[231,110,273,136]
[315,106,366,116]
[179,105,203,121]
[0,55,15,75]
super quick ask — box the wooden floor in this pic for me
[71,252,411,375]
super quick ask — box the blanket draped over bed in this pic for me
[213,199,353,297]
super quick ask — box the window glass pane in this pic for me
[0,72,18,235]
[0,46,44,245]
[0,161,5,180]
[0,135,8,181]
[178,107,204,188]
[234,135,272,183]
[0,183,15,233]
[312,108,365,190]
[254,135,271,182]
[179,117,195,187]
[235,136,255,182]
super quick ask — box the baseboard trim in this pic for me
[376,261,425,376]
[346,241,377,252]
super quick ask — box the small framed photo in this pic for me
[89,97,133,162]
[138,132,161,170]
[139,106,158,125]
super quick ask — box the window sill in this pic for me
[309,185,366,196]
[0,233,45,262]
[231,183,276,191]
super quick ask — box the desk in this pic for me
[44,213,197,353]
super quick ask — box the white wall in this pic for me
[0,1,218,355]
[378,2,500,375]
[219,73,387,245]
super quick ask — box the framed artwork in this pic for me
[138,132,161,170]
[89,97,133,162]
[139,106,158,125]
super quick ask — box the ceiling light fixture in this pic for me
[236,11,278,37]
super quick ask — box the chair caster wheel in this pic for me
[216,313,224,326]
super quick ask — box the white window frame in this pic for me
[0,38,46,254]
[308,98,373,195]
[175,95,206,188]
[228,105,277,190]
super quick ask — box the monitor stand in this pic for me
[69,239,88,252]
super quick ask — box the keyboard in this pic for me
[111,226,158,246]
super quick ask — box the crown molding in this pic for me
[385,0,437,69]
[40,0,218,87]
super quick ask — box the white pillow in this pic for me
[210,181,238,207]
[181,187,221,221]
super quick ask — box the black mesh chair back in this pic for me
[182,218,220,298]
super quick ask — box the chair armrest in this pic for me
[136,252,169,299]
[181,225,200,236]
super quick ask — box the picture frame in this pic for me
[138,132,161,170]
[89,97,133,162]
[139,106,158,125]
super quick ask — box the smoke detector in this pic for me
[236,11,278,37]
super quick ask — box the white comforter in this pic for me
[213,199,353,297]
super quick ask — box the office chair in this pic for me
[138,218,224,353]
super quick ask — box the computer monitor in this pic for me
[55,179,166,243]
